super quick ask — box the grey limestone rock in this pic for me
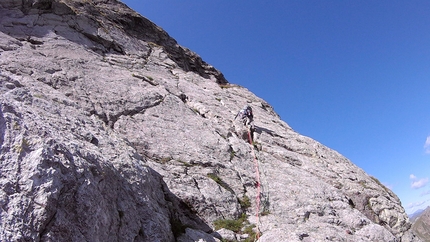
[0,0,421,241]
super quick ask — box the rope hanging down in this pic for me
[247,129,261,241]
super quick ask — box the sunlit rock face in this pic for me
[0,0,421,241]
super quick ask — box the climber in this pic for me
[235,105,255,131]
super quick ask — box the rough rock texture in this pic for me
[0,0,421,241]
[412,207,430,241]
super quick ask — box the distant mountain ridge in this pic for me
[410,208,426,222]
[412,207,430,241]
[0,0,422,241]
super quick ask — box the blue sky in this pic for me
[121,0,430,215]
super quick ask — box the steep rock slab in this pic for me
[0,84,176,241]
[0,0,421,241]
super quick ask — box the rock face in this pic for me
[412,207,430,241]
[0,0,421,241]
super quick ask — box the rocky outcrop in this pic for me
[412,207,430,241]
[0,0,421,241]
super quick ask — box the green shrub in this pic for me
[214,214,260,241]
[239,195,251,209]
[207,173,235,194]
[207,173,222,184]
[229,150,236,161]
[146,75,154,81]
[243,224,257,242]
[213,213,246,232]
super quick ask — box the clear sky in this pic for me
[121,0,430,215]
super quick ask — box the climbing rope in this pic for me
[252,143,270,215]
[247,129,261,241]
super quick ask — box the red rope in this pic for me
[248,129,261,241]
